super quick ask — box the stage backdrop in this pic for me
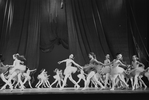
[0,0,148,71]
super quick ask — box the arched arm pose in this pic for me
[58,58,82,69]
[83,52,105,90]
[131,55,146,90]
[110,54,129,90]
[35,69,51,88]
[23,68,37,88]
[51,68,64,88]
[58,54,81,89]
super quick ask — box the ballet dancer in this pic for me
[51,68,64,88]
[35,69,51,88]
[131,55,145,90]
[0,60,13,90]
[83,52,105,90]
[22,68,37,88]
[110,54,129,90]
[74,67,87,88]
[1,53,26,90]
[58,54,82,90]
[102,54,111,88]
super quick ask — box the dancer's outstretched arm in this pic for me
[30,69,37,72]
[58,59,67,64]
[118,60,126,66]
[93,58,105,66]
[71,60,82,69]
[137,61,145,68]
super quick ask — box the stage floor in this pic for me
[0,87,149,94]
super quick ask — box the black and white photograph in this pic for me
[0,0,148,95]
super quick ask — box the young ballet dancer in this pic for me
[22,68,37,88]
[102,54,111,88]
[50,68,64,88]
[58,54,82,90]
[131,55,145,90]
[0,57,13,90]
[83,52,105,90]
[1,53,26,90]
[35,69,51,88]
[110,54,129,90]
[74,67,87,89]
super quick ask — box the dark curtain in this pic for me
[126,0,148,66]
[65,0,127,65]
[66,0,111,65]
[0,0,148,69]
[0,0,40,69]
[40,0,68,52]
[65,0,148,66]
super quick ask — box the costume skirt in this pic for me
[64,66,77,75]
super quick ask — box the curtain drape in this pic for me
[0,0,40,69]
[40,0,68,52]
[0,0,148,69]
[65,0,127,65]
[126,0,148,66]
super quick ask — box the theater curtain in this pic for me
[0,0,40,69]
[40,0,68,52]
[0,0,148,69]
[65,0,125,65]
[126,0,148,66]
[65,0,148,66]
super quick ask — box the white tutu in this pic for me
[64,66,77,75]
[101,66,110,74]
[110,66,124,75]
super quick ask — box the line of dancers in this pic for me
[0,52,149,91]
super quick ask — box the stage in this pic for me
[0,87,149,95]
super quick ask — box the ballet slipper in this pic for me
[110,88,115,91]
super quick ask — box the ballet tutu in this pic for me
[64,66,77,75]
[95,65,103,73]
[101,66,111,74]
[83,63,102,73]
[135,67,144,74]
[128,69,136,77]
[110,66,124,76]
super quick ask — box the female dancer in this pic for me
[0,55,13,90]
[58,54,82,89]
[35,69,51,88]
[131,55,145,90]
[51,68,64,88]
[74,67,87,88]
[102,54,111,88]
[1,53,26,90]
[22,68,37,88]
[8,53,26,74]
[83,52,105,90]
[110,53,129,90]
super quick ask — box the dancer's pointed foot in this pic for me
[82,87,88,90]
[10,86,13,91]
[74,84,77,88]
[100,86,105,90]
[59,87,64,90]
[75,85,80,90]
[37,87,40,89]
[144,86,147,90]
[110,88,114,91]
[132,87,135,90]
